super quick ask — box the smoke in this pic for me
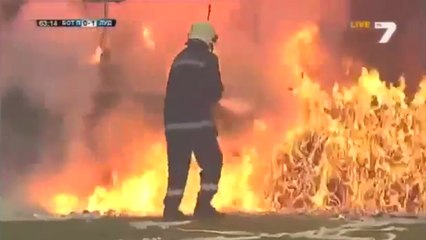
[0,1,100,207]
[0,0,352,215]
[0,0,26,24]
[1,1,99,111]
[216,0,350,127]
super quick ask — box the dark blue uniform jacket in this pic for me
[164,40,224,129]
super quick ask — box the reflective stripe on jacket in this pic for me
[165,120,213,131]
[164,39,224,129]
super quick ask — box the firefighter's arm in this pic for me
[205,54,224,103]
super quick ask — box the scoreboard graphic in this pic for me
[36,19,117,28]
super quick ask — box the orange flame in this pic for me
[28,22,426,217]
[142,26,156,50]
[90,46,103,65]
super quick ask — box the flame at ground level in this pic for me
[27,24,426,217]
[40,69,426,217]
[35,140,268,216]
[269,69,426,215]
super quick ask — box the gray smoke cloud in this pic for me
[1,2,99,113]
[0,1,100,210]
[0,0,351,216]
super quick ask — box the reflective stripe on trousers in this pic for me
[166,184,218,197]
[166,189,184,197]
[200,183,218,192]
[165,120,213,131]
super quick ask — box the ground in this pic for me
[1,214,426,240]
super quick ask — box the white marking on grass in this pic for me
[129,220,191,230]
[177,217,426,240]
[182,237,259,240]
[179,229,253,236]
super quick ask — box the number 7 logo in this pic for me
[374,22,397,44]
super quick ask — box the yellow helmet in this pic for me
[188,22,218,46]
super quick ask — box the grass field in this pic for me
[1,214,426,240]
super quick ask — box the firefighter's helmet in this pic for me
[188,22,218,46]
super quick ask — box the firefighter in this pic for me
[163,21,224,220]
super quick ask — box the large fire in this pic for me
[26,22,426,217]
[269,69,426,215]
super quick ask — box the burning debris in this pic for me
[268,68,426,215]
